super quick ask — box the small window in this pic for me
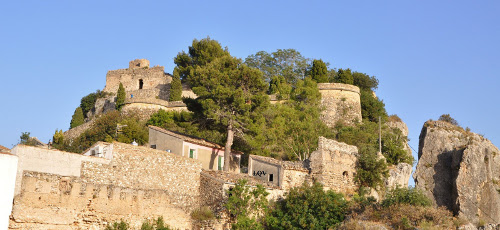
[91,150,96,156]
[189,149,195,159]
[269,174,274,182]
[139,79,144,89]
[218,156,223,170]
[150,145,156,149]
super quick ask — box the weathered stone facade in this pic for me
[9,143,202,229]
[248,155,310,190]
[309,136,358,195]
[318,83,362,127]
[414,120,500,224]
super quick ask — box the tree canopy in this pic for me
[245,49,310,84]
[178,39,269,171]
[70,107,84,129]
[310,59,329,83]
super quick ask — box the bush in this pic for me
[140,217,171,230]
[225,179,269,221]
[80,89,111,119]
[438,114,459,126]
[355,153,389,188]
[382,187,432,207]
[105,220,129,230]
[265,183,348,230]
[191,206,215,221]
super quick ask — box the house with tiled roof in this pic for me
[148,126,241,172]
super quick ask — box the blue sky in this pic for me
[1,1,499,185]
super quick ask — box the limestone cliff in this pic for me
[385,119,413,189]
[414,120,500,224]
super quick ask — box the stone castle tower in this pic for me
[318,83,362,127]
[101,59,362,124]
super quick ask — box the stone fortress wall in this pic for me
[317,83,362,127]
[9,143,202,229]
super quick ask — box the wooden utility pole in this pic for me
[379,116,382,154]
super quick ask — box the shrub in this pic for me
[19,132,38,146]
[355,153,389,188]
[225,179,269,221]
[265,183,348,229]
[105,220,129,230]
[70,107,85,128]
[140,217,172,230]
[381,187,432,207]
[438,114,459,126]
[191,206,215,221]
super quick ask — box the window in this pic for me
[189,149,195,159]
[269,174,274,182]
[218,156,223,170]
[150,145,156,149]
[139,79,144,89]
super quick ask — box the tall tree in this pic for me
[70,107,84,128]
[335,68,354,85]
[245,49,310,84]
[116,83,126,111]
[187,55,268,171]
[310,59,328,83]
[174,37,230,81]
[169,68,182,101]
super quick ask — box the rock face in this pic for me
[385,119,413,189]
[414,120,500,224]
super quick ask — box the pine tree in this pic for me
[310,59,328,83]
[70,107,84,128]
[335,68,354,85]
[169,68,182,101]
[116,83,126,111]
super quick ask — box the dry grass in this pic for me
[345,204,463,230]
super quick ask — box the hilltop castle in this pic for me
[99,59,362,126]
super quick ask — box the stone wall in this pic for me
[318,83,362,127]
[9,143,202,229]
[0,153,17,230]
[309,137,358,195]
[103,60,170,94]
[10,172,193,230]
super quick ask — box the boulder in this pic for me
[414,120,500,224]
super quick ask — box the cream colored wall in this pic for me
[0,153,17,230]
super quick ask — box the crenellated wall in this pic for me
[9,143,202,229]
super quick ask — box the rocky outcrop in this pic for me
[385,119,413,190]
[414,120,500,224]
[386,163,412,189]
[86,95,116,119]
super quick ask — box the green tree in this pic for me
[187,54,268,171]
[169,68,182,101]
[360,90,387,122]
[245,49,310,84]
[116,83,126,111]
[80,90,110,119]
[243,77,330,161]
[355,152,389,188]
[19,132,38,146]
[352,71,379,91]
[70,107,84,129]
[310,59,328,83]
[174,37,230,81]
[225,179,269,229]
[265,183,348,230]
[116,117,149,145]
[52,129,64,148]
[335,68,354,85]
[268,75,291,100]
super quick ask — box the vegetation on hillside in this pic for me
[54,111,148,153]
[70,107,84,128]
[80,89,112,119]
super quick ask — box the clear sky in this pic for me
[1,1,499,186]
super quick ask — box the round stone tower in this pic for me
[318,83,362,127]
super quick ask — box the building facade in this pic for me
[149,126,241,172]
